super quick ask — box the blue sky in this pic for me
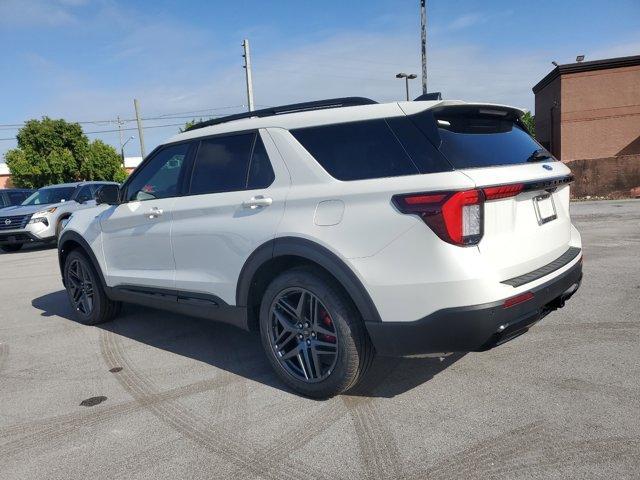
[1,0,639,160]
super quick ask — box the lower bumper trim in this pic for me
[0,231,54,245]
[365,259,583,357]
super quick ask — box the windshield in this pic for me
[21,187,76,206]
[433,109,555,169]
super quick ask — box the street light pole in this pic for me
[121,136,134,166]
[396,73,417,101]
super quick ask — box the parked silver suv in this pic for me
[0,181,117,252]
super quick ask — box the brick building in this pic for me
[533,54,640,197]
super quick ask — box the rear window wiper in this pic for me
[526,148,553,162]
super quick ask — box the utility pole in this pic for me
[116,115,124,157]
[242,39,255,111]
[133,98,146,158]
[420,0,428,94]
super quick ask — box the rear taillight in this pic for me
[483,183,524,200]
[393,189,484,246]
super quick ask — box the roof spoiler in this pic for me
[414,92,442,101]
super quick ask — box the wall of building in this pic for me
[534,76,562,157]
[0,175,11,189]
[561,64,640,162]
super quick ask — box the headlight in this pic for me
[29,216,49,226]
[33,207,57,216]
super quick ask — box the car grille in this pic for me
[0,214,32,231]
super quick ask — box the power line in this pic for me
[0,119,222,142]
[0,105,253,128]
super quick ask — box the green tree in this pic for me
[4,117,127,188]
[521,111,535,138]
[81,140,128,183]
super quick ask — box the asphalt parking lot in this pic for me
[0,200,638,480]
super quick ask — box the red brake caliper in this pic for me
[321,310,336,343]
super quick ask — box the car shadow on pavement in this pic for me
[32,290,465,399]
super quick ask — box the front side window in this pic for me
[125,143,189,202]
[22,187,75,206]
[189,132,275,195]
[74,186,94,203]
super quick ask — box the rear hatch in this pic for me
[413,104,574,280]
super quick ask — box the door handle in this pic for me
[147,207,163,219]
[242,196,273,209]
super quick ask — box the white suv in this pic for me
[0,181,118,252]
[59,97,583,398]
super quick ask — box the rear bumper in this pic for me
[365,257,583,356]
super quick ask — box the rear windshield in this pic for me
[433,109,554,169]
[290,117,450,181]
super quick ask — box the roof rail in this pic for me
[185,97,378,131]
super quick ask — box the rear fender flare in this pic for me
[236,236,382,324]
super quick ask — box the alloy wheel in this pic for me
[268,287,339,383]
[67,259,95,316]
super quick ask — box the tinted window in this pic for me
[386,117,452,174]
[247,135,275,189]
[75,186,94,203]
[8,192,27,205]
[291,118,445,181]
[433,110,554,169]
[0,195,6,208]
[190,134,254,195]
[126,143,189,201]
[22,187,75,205]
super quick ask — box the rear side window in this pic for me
[291,118,449,181]
[247,135,275,189]
[189,132,275,195]
[432,109,554,169]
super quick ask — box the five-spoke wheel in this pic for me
[269,288,339,383]
[63,250,121,325]
[67,258,95,315]
[259,266,374,398]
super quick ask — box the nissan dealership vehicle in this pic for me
[0,181,117,252]
[58,97,582,397]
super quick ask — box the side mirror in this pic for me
[95,184,121,205]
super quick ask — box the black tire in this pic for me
[1,244,23,252]
[63,250,121,325]
[259,266,374,398]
